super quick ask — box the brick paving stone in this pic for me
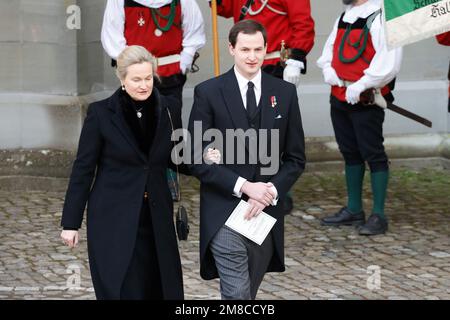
[0,169,449,300]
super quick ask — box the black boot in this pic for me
[320,207,365,226]
[358,214,388,235]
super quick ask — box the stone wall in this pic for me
[0,0,449,175]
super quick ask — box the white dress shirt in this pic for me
[234,66,262,108]
[316,0,403,90]
[232,67,278,206]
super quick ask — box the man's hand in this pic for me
[180,51,194,75]
[283,59,303,87]
[346,82,366,105]
[323,67,344,87]
[241,181,276,207]
[245,198,266,220]
[204,148,221,164]
[60,230,79,248]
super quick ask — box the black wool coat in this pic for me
[61,88,184,299]
[188,69,306,280]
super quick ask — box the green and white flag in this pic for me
[383,0,450,49]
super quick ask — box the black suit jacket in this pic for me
[188,68,306,280]
[61,88,184,299]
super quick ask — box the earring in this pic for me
[121,85,125,91]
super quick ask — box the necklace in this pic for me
[338,10,381,64]
[151,0,178,35]
[136,107,143,119]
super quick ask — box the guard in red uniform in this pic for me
[317,0,403,235]
[436,31,450,45]
[211,0,314,214]
[102,0,206,104]
[436,31,450,112]
[213,0,314,84]
[102,0,205,202]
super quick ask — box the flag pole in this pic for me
[211,0,220,76]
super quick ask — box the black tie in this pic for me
[246,81,257,119]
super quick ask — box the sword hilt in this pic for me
[360,88,432,128]
[360,89,376,106]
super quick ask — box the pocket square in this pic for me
[275,114,282,119]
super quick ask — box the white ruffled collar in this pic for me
[343,0,380,23]
[133,0,173,9]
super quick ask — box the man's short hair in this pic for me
[228,19,267,48]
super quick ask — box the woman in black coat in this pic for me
[60,45,188,300]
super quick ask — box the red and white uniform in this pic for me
[216,0,315,68]
[317,0,402,102]
[102,0,205,77]
[436,31,450,46]
[436,31,450,98]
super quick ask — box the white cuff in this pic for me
[356,77,370,91]
[233,177,247,198]
[286,59,304,71]
[270,185,279,206]
[181,46,197,58]
[180,50,195,72]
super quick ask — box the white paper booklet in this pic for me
[225,200,277,245]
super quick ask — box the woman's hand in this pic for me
[204,148,221,164]
[60,230,79,248]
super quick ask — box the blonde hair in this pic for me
[115,45,158,80]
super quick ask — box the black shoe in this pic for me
[282,195,294,215]
[320,207,365,226]
[358,214,388,235]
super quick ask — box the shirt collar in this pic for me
[133,0,173,8]
[233,66,262,92]
[343,1,379,23]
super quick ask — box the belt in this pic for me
[343,80,354,87]
[156,54,181,67]
[265,51,281,60]
[341,80,387,108]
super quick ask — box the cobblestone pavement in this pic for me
[0,169,449,300]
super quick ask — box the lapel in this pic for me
[259,72,277,131]
[109,89,165,163]
[220,68,250,132]
[110,89,148,163]
[219,68,278,153]
[148,90,165,160]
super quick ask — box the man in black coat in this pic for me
[188,20,305,299]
